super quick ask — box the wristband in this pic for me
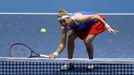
[53,52,59,56]
[105,23,111,29]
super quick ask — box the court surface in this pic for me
[0,1,134,75]
[0,13,134,58]
[0,13,134,75]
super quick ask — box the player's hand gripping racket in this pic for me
[9,43,49,58]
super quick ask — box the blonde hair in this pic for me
[58,8,68,19]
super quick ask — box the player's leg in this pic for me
[83,34,96,71]
[61,30,77,71]
[83,34,96,59]
[67,30,77,59]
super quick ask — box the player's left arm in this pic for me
[74,13,107,27]
[90,15,119,34]
[80,14,119,34]
[75,14,119,34]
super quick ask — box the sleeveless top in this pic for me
[67,12,97,30]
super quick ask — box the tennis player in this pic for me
[49,9,118,70]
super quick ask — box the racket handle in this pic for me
[40,54,49,58]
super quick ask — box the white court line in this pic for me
[0,12,134,15]
[1,57,134,64]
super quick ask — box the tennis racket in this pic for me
[9,43,49,58]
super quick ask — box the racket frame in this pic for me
[9,43,40,58]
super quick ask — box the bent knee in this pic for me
[84,35,96,45]
[84,37,94,44]
[84,40,92,46]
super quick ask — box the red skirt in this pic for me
[74,15,106,40]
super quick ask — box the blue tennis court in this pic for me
[0,13,134,58]
[0,0,134,75]
[0,13,134,75]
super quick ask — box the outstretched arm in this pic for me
[88,15,119,34]
[74,13,119,34]
[49,26,67,59]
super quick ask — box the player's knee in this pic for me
[84,35,96,45]
[84,39,92,46]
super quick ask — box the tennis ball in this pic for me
[40,28,47,33]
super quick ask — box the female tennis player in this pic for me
[49,9,118,70]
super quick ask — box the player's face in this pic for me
[59,17,73,27]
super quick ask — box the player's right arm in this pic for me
[49,25,67,59]
[55,26,67,54]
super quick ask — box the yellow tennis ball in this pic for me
[40,28,46,33]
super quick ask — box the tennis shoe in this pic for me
[61,64,74,71]
[88,64,94,71]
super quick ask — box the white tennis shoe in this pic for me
[88,64,94,71]
[61,64,74,71]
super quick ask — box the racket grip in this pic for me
[40,54,49,58]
